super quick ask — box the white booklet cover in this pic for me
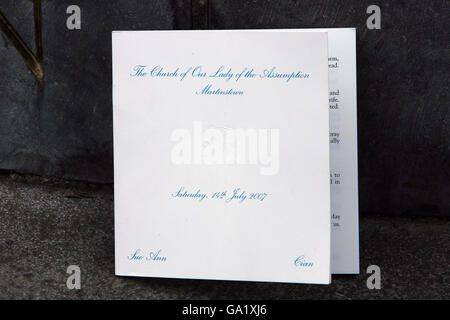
[113,29,358,284]
[113,30,331,284]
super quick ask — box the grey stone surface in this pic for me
[0,0,448,217]
[0,173,448,299]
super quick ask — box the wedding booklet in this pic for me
[113,29,358,284]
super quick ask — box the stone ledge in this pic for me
[0,173,448,299]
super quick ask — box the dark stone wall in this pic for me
[208,0,450,216]
[0,0,448,216]
[0,0,190,182]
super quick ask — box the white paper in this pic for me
[324,29,359,274]
[113,30,332,284]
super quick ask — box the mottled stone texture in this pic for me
[0,1,449,216]
[0,0,190,182]
[0,174,448,299]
